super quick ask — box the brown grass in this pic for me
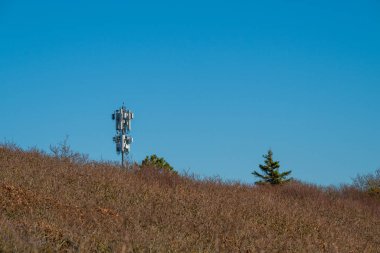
[0,145,380,252]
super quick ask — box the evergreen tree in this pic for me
[141,154,175,172]
[252,150,292,185]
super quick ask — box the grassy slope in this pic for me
[0,146,379,252]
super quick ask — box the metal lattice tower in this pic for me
[112,104,134,167]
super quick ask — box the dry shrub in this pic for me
[0,146,379,252]
[353,169,380,198]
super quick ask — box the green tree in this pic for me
[141,154,175,172]
[252,150,292,185]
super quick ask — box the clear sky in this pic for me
[1,0,379,185]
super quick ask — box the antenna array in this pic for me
[112,105,134,167]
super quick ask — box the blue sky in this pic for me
[1,0,379,185]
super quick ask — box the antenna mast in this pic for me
[112,104,134,167]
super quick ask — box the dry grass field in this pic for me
[1,145,380,252]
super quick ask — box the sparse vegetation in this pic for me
[49,136,89,164]
[252,149,292,185]
[0,145,379,252]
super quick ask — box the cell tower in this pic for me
[112,104,134,167]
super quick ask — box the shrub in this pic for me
[1,146,380,252]
[49,136,89,164]
[353,168,380,197]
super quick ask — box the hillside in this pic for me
[0,146,379,252]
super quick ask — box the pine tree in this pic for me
[141,154,175,173]
[252,150,292,185]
